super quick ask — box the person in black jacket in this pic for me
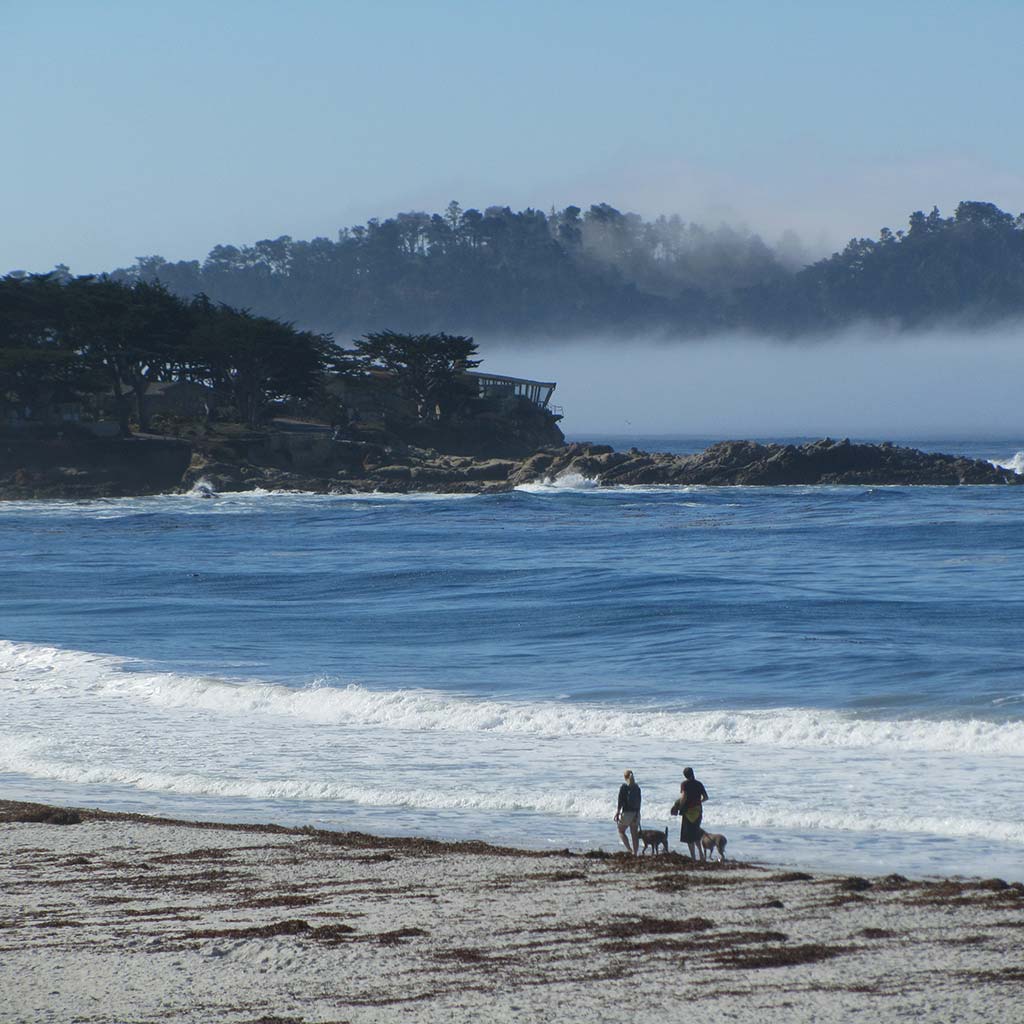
[615,769,642,854]
[670,766,709,860]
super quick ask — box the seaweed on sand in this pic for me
[713,943,848,970]
[179,918,356,943]
[602,915,715,939]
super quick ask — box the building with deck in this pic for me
[463,371,557,410]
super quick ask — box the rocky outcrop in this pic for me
[1,435,1018,499]
[529,438,1021,487]
[178,437,522,496]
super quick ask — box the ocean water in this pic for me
[1,435,1022,881]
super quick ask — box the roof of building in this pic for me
[464,371,557,388]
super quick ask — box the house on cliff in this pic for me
[324,365,562,455]
[326,368,560,427]
[463,371,558,411]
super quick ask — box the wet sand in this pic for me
[1,800,1021,1023]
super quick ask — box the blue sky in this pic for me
[3,0,1022,274]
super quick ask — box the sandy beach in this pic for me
[1,801,1021,1023]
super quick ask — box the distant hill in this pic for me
[107,200,1024,339]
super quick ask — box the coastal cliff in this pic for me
[0,435,1018,499]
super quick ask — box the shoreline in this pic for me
[2,436,1020,499]
[3,800,1022,1023]
[2,798,1018,883]
[5,781,1021,884]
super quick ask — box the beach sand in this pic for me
[1,801,1021,1023]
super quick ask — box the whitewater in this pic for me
[2,435,1023,880]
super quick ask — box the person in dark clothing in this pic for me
[670,766,709,860]
[615,769,642,854]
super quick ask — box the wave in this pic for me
[992,451,1024,475]
[186,477,218,498]
[3,641,1023,757]
[331,490,478,501]
[3,734,1021,844]
[515,472,601,492]
[514,474,709,496]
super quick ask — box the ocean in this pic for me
[2,435,1022,881]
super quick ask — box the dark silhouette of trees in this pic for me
[64,278,194,433]
[190,300,335,427]
[0,273,91,422]
[346,331,480,421]
[0,274,333,434]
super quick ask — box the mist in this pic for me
[484,327,1024,443]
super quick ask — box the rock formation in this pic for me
[1,435,1018,499]
[528,438,1020,488]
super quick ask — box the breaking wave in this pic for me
[515,472,601,492]
[3,641,1022,757]
[992,451,1024,475]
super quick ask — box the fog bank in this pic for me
[484,328,1024,440]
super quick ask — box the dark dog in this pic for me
[638,826,669,855]
[698,828,727,861]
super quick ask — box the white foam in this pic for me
[2,640,1022,757]
[185,478,218,498]
[709,801,1024,845]
[4,729,1021,845]
[992,451,1024,475]
[515,472,601,492]
[330,490,477,501]
[515,474,710,496]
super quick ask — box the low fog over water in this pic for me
[488,328,1024,440]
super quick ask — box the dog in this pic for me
[698,828,727,862]
[638,826,669,855]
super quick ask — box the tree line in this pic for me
[0,275,335,434]
[94,200,1024,337]
[0,274,492,436]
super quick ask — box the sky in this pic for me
[3,1,1024,275]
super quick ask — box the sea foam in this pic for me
[4,729,1021,844]
[992,451,1024,475]
[515,472,601,492]
[3,640,1022,757]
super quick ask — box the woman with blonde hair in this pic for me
[614,769,642,855]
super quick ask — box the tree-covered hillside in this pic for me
[96,200,1024,338]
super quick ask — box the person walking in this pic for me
[671,766,709,860]
[615,769,642,855]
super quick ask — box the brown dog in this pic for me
[699,828,727,861]
[638,826,669,855]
